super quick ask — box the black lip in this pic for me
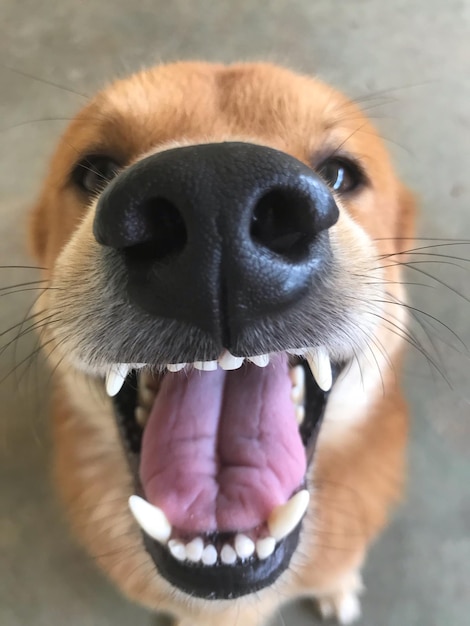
[143,524,302,600]
[112,359,338,599]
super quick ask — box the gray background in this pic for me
[0,1,469,625]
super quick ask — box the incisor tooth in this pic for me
[249,354,270,367]
[168,539,186,561]
[267,490,310,541]
[194,360,218,371]
[167,363,186,372]
[306,347,332,392]
[218,351,244,370]
[202,544,218,565]
[256,536,276,560]
[106,363,129,397]
[234,534,255,559]
[185,537,204,562]
[220,544,237,565]
[128,495,172,544]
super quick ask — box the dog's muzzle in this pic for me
[92,142,342,599]
[93,142,339,346]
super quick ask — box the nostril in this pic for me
[250,189,317,261]
[130,197,188,262]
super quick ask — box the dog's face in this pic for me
[29,62,414,621]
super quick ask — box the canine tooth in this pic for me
[220,544,237,565]
[267,490,310,541]
[256,537,276,560]
[168,539,186,561]
[218,351,244,370]
[194,360,218,371]
[106,363,129,397]
[295,405,305,425]
[202,544,218,566]
[128,495,172,544]
[167,363,186,372]
[135,406,149,428]
[234,534,255,559]
[306,347,332,392]
[185,537,204,562]
[249,354,270,367]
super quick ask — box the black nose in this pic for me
[93,142,339,343]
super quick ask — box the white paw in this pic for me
[317,590,361,624]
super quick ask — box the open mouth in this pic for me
[108,350,340,600]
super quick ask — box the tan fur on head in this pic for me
[29,62,414,625]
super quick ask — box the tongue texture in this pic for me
[140,356,306,534]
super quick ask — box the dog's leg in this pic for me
[314,571,363,624]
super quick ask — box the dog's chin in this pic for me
[107,351,343,600]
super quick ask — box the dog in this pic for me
[28,61,415,625]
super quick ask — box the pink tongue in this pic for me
[140,356,306,534]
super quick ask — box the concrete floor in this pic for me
[1,1,469,625]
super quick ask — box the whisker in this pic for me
[0,308,49,338]
[0,315,61,357]
[1,64,89,99]
[0,265,46,270]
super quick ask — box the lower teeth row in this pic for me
[168,533,276,566]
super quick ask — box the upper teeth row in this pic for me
[128,490,310,566]
[105,348,332,397]
[170,352,270,372]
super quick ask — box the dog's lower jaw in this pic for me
[51,354,407,626]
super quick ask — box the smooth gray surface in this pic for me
[0,2,469,625]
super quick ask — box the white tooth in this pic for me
[128,495,172,544]
[267,490,310,541]
[234,534,255,559]
[201,544,218,566]
[194,360,218,371]
[289,364,305,389]
[220,544,237,565]
[286,348,306,356]
[256,536,276,560]
[167,363,186,372]
[295,405,305,425]
[218,351,244,370]
[135,406,149,428]
[306,347,332,392]
[291,384,304,405]
[168,539,186,561]
[106,363,129,397]
[185,537,204,562]
[249,354,270,367]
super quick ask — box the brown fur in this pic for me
[28,62,415,625]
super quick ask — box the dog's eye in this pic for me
[72,155,121,194]
[317,158,363,194]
